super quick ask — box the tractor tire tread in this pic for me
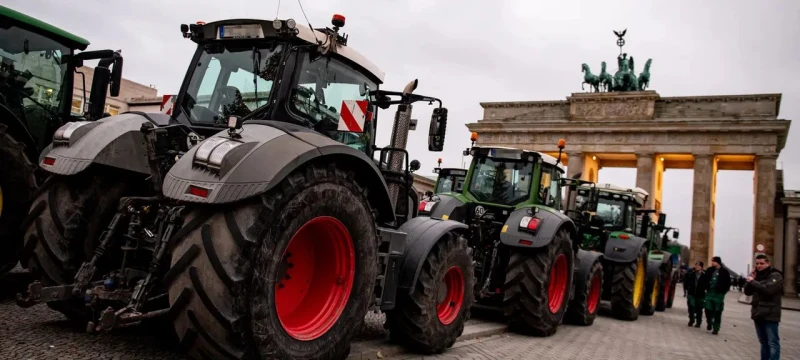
[0,124,38,274]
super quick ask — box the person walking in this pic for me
[699,256,731,335]
[745,254,783,360]
[683,261,705,327]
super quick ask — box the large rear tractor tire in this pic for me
[166,164,377,360]
[609,246,647,321]
[386,232,474,354]
[503,229,573,337]
[0,125,38,274]
[565,259,603,326]
[656,262,674,312]
[21,171,131,321]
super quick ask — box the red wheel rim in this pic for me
[663,275,671,303]
[437,266,465,325]
[548,254,569,313]
[275,216,355,341]
[587,274,602,314]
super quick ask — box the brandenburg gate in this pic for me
[465,31,792,268]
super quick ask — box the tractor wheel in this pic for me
[565,259,603,326]
[166,164,377,360]
[666,272,677,308]
[656,262,674,311]
[386,232,474,354]
[639,266,659,316]
[609,246,647,321]
[503,229,573,337]
[0,125,38,274]
[22,171,131,321]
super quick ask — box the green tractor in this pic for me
[418,157,466,215]
[569,182,681,319]
[425,141,605,336]
[0,5,123,274]
[640,210,683,311]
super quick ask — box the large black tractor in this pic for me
[16,15,473,359]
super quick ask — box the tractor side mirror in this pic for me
[657,213,667,227]
[87,66,111,119]
[410,159,421,172]
[425,191,433,198]
[109,53,123,97]
[587,187,599,212]
[673,230,680,239]
[428,107,448,152]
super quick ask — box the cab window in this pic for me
[538,165,561,207]
[292,53,377,154]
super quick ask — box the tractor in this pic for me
[0,5,123,274]
[423,137,604,336]
[569,182,680,319]
[16,15,473,359]
[639,210,682,311]
[418,157,467,216]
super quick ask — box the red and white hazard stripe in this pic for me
[161,94,176,115]
[338,100,368,133]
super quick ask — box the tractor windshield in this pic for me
[467,157,533,206]
[0,24,69,146]
[595,196,637,230]
[291,52,377,153]
[182,42,285,126]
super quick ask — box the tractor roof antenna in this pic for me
[275,0,281,19]
[296,0,320,44]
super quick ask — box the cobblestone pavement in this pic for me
[385,285,800,360]
[3,266,799,360]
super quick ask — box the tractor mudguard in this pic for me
[37,112,171,176]
[428,194,467,221]
[574,249,604,296]
[603,235,648,264]
[499,206,576,249]
[395,216,468,294]
[162,120,395,223]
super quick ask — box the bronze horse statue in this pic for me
[581,63,600,93]
[598,61,613,92]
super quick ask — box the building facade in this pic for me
[70,66,162,116]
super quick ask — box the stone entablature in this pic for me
[478,91,782,123]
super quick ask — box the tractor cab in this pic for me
[569,183,648,253]
[418,157,466,215]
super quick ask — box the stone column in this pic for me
[566,152,584,179]
[785,217,799,295]
[690,154,717,266]
[635,153,663,211]
[753,155,777,258]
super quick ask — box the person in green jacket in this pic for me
[699,256,732,335]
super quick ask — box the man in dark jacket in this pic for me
[699,256,731,334]
[682,261,705,327]
[745,254,783,360]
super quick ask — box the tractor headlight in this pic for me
[193,137,228,166]
[207,141,241,170]
[193,137,243,171]
[53,121,92,146]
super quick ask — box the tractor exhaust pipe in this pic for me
[386,79,418,209]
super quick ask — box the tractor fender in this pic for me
[573,249,604,297]
[37,112,171,176]
[0,104,38,160]
[162,120,395,223]
[603,235,648,264]
[395,216,469,294]
[645,258,662,283]
[499,206,576,249]
[428,193,467,221]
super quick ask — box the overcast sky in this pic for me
[9,0,799,273]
